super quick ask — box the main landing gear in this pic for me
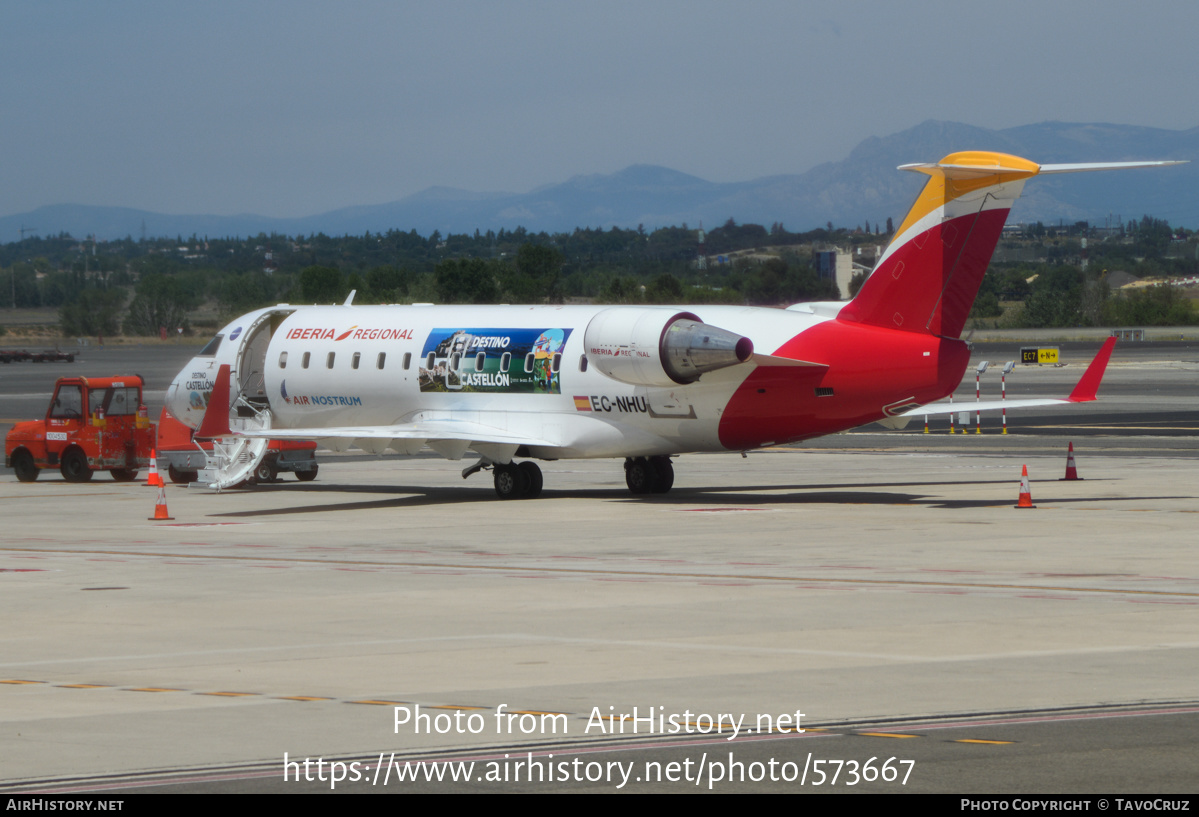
[624,456,674,495]
[492,461,543,500]
[470,456,676,499]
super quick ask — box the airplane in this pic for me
[165,151,1182,497]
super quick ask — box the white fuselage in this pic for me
[168,303,839,459]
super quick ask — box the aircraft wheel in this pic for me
[518,461,543,499]
[168,465,197,484]
[649,456,674,493]
[295,465,318,481]
[624,457,655,494]
[61,449,94,483]
[12,450,39,482]
[110,468,139,482]
[493,463,529,500]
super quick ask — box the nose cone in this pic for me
[166,360,211,429]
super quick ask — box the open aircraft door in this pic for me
[179,306,297,489]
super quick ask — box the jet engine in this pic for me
[583,307,754,388]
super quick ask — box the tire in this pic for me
[493,463,529,500]
[12,450,39,482]
[110,468,139,482]
[624,457,655,494]
[295,465,318,481]
[518,461,543,499]
[60,449,93,483]
[168,465,197,484]
[254,462,277,483]
[650,456,674,493]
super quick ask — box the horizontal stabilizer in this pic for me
[1038,161,1187,174]
[898,338,1117,419]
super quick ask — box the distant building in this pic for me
[814,249,854,299]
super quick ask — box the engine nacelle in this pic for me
[583,307,753,387]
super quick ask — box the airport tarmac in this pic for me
[1,341,1198,793]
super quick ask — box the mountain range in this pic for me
[4,120,1196,243]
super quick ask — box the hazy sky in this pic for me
[3,0,1197,219]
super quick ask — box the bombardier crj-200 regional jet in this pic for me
[167,152,1181,497]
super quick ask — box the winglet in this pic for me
[1067,338,1117,402]
[195,363,233,439]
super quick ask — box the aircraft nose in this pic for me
[165,369,196,428]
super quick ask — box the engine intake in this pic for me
[584,307,753,387]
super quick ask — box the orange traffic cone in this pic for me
[146,449,163,487]
[1061,442,1081,481]
[149,484,174,520]
[1015,464,1036,509]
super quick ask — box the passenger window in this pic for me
[377,352,386,370]
[426,352,435,370]
[475,352,485,372]
[278,351,288,369]
[500,352,511,373]
[449,353,461,371]
[352,352,361,370]
[552,353,562,373]
[402,352,411,370]
[524,353,535,373]
[302,352,311,369]
[326,352,335,369]
[579,355,588,372]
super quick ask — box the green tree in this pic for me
[645,273,684,304]
[599,276,643,304]
[365,265,411,303]
[435,258,499,303]
[505,243,563,303]
[59,289,126,338]
[216,271,274,318]
[1104,284,1196,325]
[123,274,197,335]
[299,265,345,303]
[1019,266,1085,327]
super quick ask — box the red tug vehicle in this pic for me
[5,375,156,482]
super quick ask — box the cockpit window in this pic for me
[198,334,224,357]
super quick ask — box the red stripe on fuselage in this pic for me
[717,321,970,450]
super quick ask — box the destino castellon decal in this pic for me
[418,328,572,394]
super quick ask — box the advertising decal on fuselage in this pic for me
[419,328,572,394]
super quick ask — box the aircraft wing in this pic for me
[897,337,1116,419]
[245,418,559,448]
[232,408,674,461]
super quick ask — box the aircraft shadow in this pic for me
[204,478,1171,518]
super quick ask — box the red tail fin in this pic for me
[839,154,1185,338]
[839,152,1039,338]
